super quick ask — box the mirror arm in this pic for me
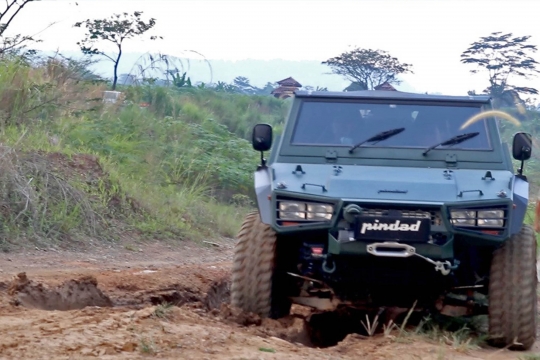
[517,145,529,178]
[257,151,267,170]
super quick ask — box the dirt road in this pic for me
[0,239,538,360]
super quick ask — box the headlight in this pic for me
[450,208,505,229]
[278,201,334,221]
[450,210,476,226]
[477,210,504,227]
[279,202,306,220]
[307,204,334,220]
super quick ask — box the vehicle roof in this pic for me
[294,90,492,104]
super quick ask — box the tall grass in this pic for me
[0,56,288,248]
[0,56,104,129]
[121,84,289,140]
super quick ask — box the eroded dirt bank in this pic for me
[0,239,538,360]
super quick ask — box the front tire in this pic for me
[488,225,537,350]
[230,211,291,318]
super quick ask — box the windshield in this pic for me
[291,100,492,150]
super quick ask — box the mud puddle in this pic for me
[6,273,231,312]
[8,272,113,310]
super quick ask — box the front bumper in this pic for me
[271,192,513,248]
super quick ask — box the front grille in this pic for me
[356,207,442,226]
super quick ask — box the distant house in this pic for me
[374,82,397,91]
[344,81,368,92]
[271,77,302,99]
[343,81,397,92]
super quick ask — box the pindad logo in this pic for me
[360,219,422,234]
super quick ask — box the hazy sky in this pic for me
[6,0,540,97]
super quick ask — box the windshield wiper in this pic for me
[349,127,405,154]
[422,132,480,156]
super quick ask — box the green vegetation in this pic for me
[152,302,174,319]
[497,107,540,243]
[0,55,289,249]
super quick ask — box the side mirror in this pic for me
[252,124,273,152]
[512,132,532,161]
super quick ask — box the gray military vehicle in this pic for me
[230,90,536,350]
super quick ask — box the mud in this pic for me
[204,276,230,311]
[0,240,537,359]
[8,272,112,310]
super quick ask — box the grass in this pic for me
[152,302,174,320]
[381,302,488,354]
[119,82,289,141]
[0,55,288,248]
[139,336,156,354]
[519,355,540,360]
[124,244,137,251]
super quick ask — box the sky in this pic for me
[5,0,540,98]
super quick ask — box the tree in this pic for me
[233,76,258,94]
[461,32,540,107]
[74,11,161,90]
[0,0,39,56]
[322,47,413,90]
[303,85,329,92]
[214,81,238,93]
[258,82,277,95]
[170,70,192,88]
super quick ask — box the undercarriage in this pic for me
[286,239,492,318]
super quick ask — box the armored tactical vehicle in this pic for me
[230,90,536,350]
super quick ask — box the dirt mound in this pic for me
[147,289,201,306]
[0,148,144,250]
[8,272,112,310]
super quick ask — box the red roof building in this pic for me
[271,77,302,99]
[374,82,397,91]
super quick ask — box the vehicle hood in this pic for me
[271,163,513,203]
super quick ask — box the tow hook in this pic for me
[367,242,458,276]
[322,256,337,274]
[413,253,458,276]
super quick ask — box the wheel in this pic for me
[488,224,537,350]
[230,211,291,318]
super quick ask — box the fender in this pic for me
[510,176,529,235]
[254,167,273,224]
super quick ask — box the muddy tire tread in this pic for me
[489,224,537,350]
[231,211,277,317]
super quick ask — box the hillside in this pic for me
[1,54,539,252]
[0,56,289,250]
